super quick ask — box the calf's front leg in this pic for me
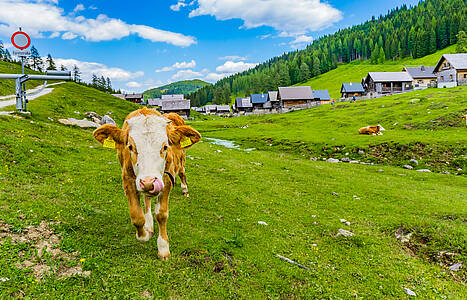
[124,180,150,242]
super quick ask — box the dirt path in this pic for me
[0,82,65,109]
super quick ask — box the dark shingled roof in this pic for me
[125,93,143,99]
[403,66,436,79]
[161,94,184,100]
[161,99,190,111]
[341,83,365,93]
[278,86,314,100]
[251,93,269,104]
[312,90,331,101]
[235,97,252,108]
[367,72,413,82]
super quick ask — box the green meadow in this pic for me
[0,81,465,298]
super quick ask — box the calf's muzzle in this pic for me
[139,177,164,195]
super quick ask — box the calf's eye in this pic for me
[128,145,133,151]
[163,145,168,151]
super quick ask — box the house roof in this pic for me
[147,98,162,106]
[278,86,314,100]
[341,83,365,93]
[205,105,217,111]
[216,105,231,111]
[251,93,269,104]
[161,99,190,111]
[125,93,143,99]
[161,94,184,100]
[312,90,331,100]
[366,72,413,82]
[434,53,467,72]
[268,91,278,101]
[403,66,436,79]
[235,97,252,108]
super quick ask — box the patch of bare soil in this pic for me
[0,219,90,280]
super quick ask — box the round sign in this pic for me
[11,31,31,50]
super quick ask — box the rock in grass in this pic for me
[340,157,351,163]
[327,158,340,163]
[358,150,365,155]
[449,262,462,271]
[336,229,353,237]
[416,169,431,173]
[257,221,268,226]
[332,192,339,196]
[440,171,450,175]
[395,227,412,243]
[404,288,417,296]
[349,160,360,164]
[409,159,419,165]
[100,115,116,126]
[403,165,413,170]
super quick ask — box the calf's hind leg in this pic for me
[179,170,189,197]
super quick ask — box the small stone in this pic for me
[89,146,94,148]
[336,229,353,237]
[339,219,347,223]
[409,159,418,165]
[403,165,413,170]
[0,277,9,282]
[440,171,450,175]
[326,158,340,163]
[404,288,416,297]
[257,221,268,226]
[322,158,327,161]
[332,192,339,196]
[340,157,351,163]
[416,169,431,173]
[395,227,412,243]
[311,215,316,218]
[345,221,351,226]
[216,150,222,153]
[377,169,383,172]
[311,243,318,247]
[449,262,462,271]
[100,115,116,126]
[358,150,364,155]
[349,160,360,164]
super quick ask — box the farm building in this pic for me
[204,105,218,114]
[216,105,231,114]
[278,86,315,108]
[312,90,331,103]
[161,99,191,118]
[112,94,126,99]
[234,97,253,113]
[251,93,269,109]
[162,94,185,100]
[147,98,162,107]
[340,83,366,98]
[403,66,437,89]
[363,72,413,95]
[124,93,144,104]
[434,54,467,88]
[265,91,281,109]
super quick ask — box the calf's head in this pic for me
[93,109,200,196]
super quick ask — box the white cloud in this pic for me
[73,4,85,13]
[171,69,203,81]
[126,81,142,88]
[170,1,187,11]
[216,61,258,73]
[62,32,77,40]
[53,58,144,83]
[0,0,196,47]
[155,60,196,72]
[188,0,342,35]
[204,72,232,82]
[290,34,314,48]
[219,55,246,61]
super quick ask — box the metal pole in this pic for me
[21,56,27,111]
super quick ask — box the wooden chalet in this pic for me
[234,97,253,113]
[161,99,191,118]
[403,66,437,89]
[312,90,331,103]
[277,86,314,108]
[363,72,413,95]
[434,54,467,88]
[340,83,366,98]
[124,93,144,104]
[250,93,269,109]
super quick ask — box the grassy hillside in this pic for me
[195,86,467,173]
[296,46,458,99]
[0,83,465,298]
[143,79,210,100]
[0,60,44,97]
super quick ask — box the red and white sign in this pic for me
[11,31,31,50]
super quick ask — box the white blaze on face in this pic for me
[126,114,168,192]
[378,124,386,131]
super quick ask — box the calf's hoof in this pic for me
[135,229,152,242]
[157,236,170,260]
[158,252,170,260]
[183,192,190,198]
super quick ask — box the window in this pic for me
[441,76,444,81]
[464,74,466,79]
[450,74,453,80]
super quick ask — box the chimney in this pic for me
[421,65,425,71]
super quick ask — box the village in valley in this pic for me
[114,53,467,118]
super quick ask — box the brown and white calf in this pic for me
[358,124,386,135]
[462,114,467,126]
[93,108,201,259]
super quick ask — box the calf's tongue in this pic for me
[151,179,164,194]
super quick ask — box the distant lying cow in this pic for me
[463,114,467,126]
[93,108,201,259]
[359,124,385,135]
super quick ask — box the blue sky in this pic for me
[0,0,419,93]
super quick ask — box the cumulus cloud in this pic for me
[171,69,203,81]
[290,34,314,48]
[53,58,144,83]
[204,72,232,82]
[215,61,258,73]
[188,0,342,35]
[0,0,196,46]
[126,81,142,88]
[155,60,196,72]
[170,1,187,11]
[73,4,85,13]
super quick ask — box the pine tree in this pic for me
[4,49,12,62]
[60,65,67,71]
[377,46,385,63]
[456,31,467,53]
[73,65,81,82]
[91,74,98,88]
[0,40,4,60]
[46,54,56,70]
[30,46,43,71]
[298,62,310,82]
[312,55,321,76]
[106,77,112,92]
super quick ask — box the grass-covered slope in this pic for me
[143,79,211,100]
[296,46,458,99]
[0,83,465,298]
[0,60,43,97]
[195,86,467,173]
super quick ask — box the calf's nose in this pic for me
[139,177,164,194]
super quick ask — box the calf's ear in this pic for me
[93,125,125,146]
[168,125,201,149]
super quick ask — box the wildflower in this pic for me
[80,258,86,263]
